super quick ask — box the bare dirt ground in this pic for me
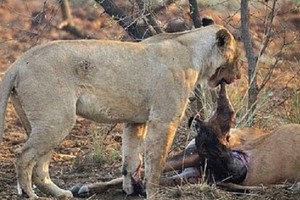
[1,0,300,199]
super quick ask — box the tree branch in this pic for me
[240,0,259,124]
[241,0,257,83]
[58,0,93,39]
[136,0,163,35]
[95,0,154,40]
[258,0,277,58]
[189,0,201,28]
[256,0,278,92]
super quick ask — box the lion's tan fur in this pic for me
[0,25,239,199]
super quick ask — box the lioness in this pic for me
[0,24,240,199]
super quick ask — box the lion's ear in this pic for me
[216,29,232,49]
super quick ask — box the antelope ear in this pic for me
[188,117,194,128]
[188,115,202,129]
[216,29,232,49]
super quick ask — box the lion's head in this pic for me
[207,28,241,88]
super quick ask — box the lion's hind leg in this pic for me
[15,112,76,198]
[32,151,73,197]
[15,143,38,199]
[10,94,36,198]
[10,92,32,136]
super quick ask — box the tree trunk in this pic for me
[188,0,202,28]
[240,0,259,125]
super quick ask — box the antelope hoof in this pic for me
[69,184,81,195]
[70,184,90,197]
[78,185,90,197]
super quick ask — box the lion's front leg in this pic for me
[144,119,180,199]
[122,123,147,195]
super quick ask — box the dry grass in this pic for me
[155,183,300,200]
[286,89,300,124]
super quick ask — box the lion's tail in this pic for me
[0,66,17,141]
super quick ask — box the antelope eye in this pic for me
[226,135,230,142]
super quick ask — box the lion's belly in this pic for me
[75,93,149,123]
